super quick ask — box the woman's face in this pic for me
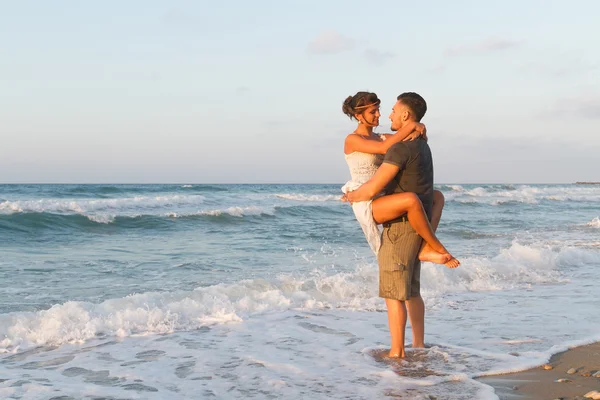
[359,104,380,127]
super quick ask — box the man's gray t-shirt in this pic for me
[382,137,434,218]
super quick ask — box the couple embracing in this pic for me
[341,91,459,358]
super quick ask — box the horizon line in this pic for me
[0,182,585,185]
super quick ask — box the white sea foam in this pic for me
[586,217,600,228]
[0,195,206,215]
[421,241,568,301]
[477,335,600,377]
[0,195,212,224]
[0,312,509,400]
[275,193,340,202]
[166,206,272,218]
[0,265,378,352]
[86,214,117,224]
[443,185,600,205]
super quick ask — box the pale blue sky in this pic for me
[1,0,599,183]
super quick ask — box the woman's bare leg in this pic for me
[418,191,460,268]
[372,192,452,263]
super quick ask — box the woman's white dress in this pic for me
[341,151,384,255]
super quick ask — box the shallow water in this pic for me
[1,184,599,399]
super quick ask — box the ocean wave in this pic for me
[442,185,600,205]
[421,242,570,298]
[0,195,206,215]
[438,184,466,192]
[11,185,193,198]
[0,206,276,230]
[444,229,508,239]
[53,184,230,196]
[0,203,347,230]
[437,184,516,193]
[274,204,348,217]
[0,212,171,230]
[275,193,340,202]
[586,217,600,228]
[181,184,229,192]
[2,241,594,353]
[0,264,379,352]
[167,206,273,218]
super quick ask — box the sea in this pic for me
[0,183,599,400]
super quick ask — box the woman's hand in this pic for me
[405,122,427,141]
[415,122,425,134]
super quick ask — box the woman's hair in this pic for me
[342,92,380,120]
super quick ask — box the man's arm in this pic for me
[345,163,400,202]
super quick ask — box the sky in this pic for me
[1,0,599,184]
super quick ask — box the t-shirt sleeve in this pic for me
[383,142,410,170]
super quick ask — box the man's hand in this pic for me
[342,163,400,204]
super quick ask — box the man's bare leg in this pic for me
[430,190,445,231]
[385,298,407,358]
[406,295,425,348]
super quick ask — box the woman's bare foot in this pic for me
[418,243,452,264]
[444,258,460,269]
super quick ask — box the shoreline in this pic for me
[478,341,600,400]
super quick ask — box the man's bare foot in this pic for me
[444,257,460,269]
[418,243,452,264]
[387,349,405,358]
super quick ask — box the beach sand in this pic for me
[479,342,600,400]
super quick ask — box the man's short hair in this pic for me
[397,92,427,121]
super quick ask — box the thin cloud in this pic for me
[427,64,447,74]
[520,62,598,78]
[308,31,354,55]
[365,49,395,66]
[433,134,600,183]
[557,94,600,119]
[262,119,301,129]
[163,8,203,25]
[444,37,522,58]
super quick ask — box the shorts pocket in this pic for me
[384,222,411,244]
[378,248,408,272]
[385,228,399,244]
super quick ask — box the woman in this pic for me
[341,91,459,268]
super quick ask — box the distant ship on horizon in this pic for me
[575,181,600,184]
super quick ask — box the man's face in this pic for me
[389,100,410,131]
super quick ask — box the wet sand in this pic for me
[479,342,600,400]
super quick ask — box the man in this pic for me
[345,92,433,358]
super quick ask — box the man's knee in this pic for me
[433,190,445,206]
[406,295,422,303]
